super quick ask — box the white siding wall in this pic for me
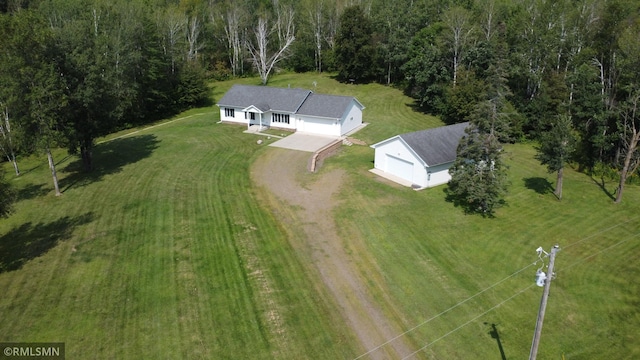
[220,102,363,137]
[219,107,246,125]
[373,138,428,186]
[297,100,363,136]
[425,163,453,188]
[339,101,364,136]
[267,113,296,131]
[297,115,338,136]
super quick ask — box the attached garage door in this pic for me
[301,118,335,136]
[386,154,414,182]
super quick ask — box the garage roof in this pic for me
[297,94,364,119]
[399,122,469,166]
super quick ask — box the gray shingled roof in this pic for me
[399,122,469,166]
[217,84,312,113]
[296,93,356,118]
[217,85,363,118]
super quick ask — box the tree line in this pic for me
[322,0,640,213]
[0,0,211,214]
[1,0,639,216]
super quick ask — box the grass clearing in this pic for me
[1,72,639,359]
[0,109,356,359]
[328,140,640,359]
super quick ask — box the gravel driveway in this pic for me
[251,148,415,359]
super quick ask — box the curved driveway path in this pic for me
[251,148,415,360]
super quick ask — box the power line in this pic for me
[353,217,640,360]
[564,230,640,271]
[402,285,535,360]
[401,231,640,359]
[563,216,638,250]
[353,260,541,360]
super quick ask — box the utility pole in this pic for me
[529,244,560,360]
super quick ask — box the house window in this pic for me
[225,108,235,118]
[272,113,290,124]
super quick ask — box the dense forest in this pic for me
[1,0,640,208]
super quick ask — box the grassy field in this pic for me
[1,72,639,359]
[0,94,357,357]
[329,143,640,359]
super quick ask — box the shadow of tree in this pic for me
[0,213,93,273]
[60,134,160,193]
[590,175,616,201]
[443,187,501,218]
[16,183,50,202]
[405,100,439,118]
[523,177,554,195]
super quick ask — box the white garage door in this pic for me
[301,118,335,136]
[386,154,414,182]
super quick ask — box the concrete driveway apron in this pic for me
[269,132,340,152]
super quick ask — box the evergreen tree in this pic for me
[447,43,511,216]
[535,115,576,200]
[447,124,508,216]
[402,25,448,113]
[334,5,376,83]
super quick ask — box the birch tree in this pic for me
[274,2,295,49]
[442,6,473,87]
[26,55,68,197]
[4,11,65,194]
[308,0,325,72]
[0,104,20,176]
[246,7,295,85]
[614,92,640,203]
[477,0,496,43]
[186,15,204,63]
[159,6,187,75]
[220,4,245,76]
[612,11,640,203]
[324,2,339,51]
[0,15,21,176]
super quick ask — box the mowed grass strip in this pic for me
[0,112,356,358]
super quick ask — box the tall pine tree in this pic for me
[535,115,576,200]
[334,5,377,83]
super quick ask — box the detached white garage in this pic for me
[370,122,468,189]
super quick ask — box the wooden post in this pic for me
[529,245,560,360]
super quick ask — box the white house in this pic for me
[217,84,365,137]
[370,122,468,189]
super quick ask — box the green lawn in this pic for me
[1,72,639,359]
[329,142,640,359]
[0,109,356,358]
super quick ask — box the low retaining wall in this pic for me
[308,139,343,172]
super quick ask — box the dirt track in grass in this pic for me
[251,148,414,360]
